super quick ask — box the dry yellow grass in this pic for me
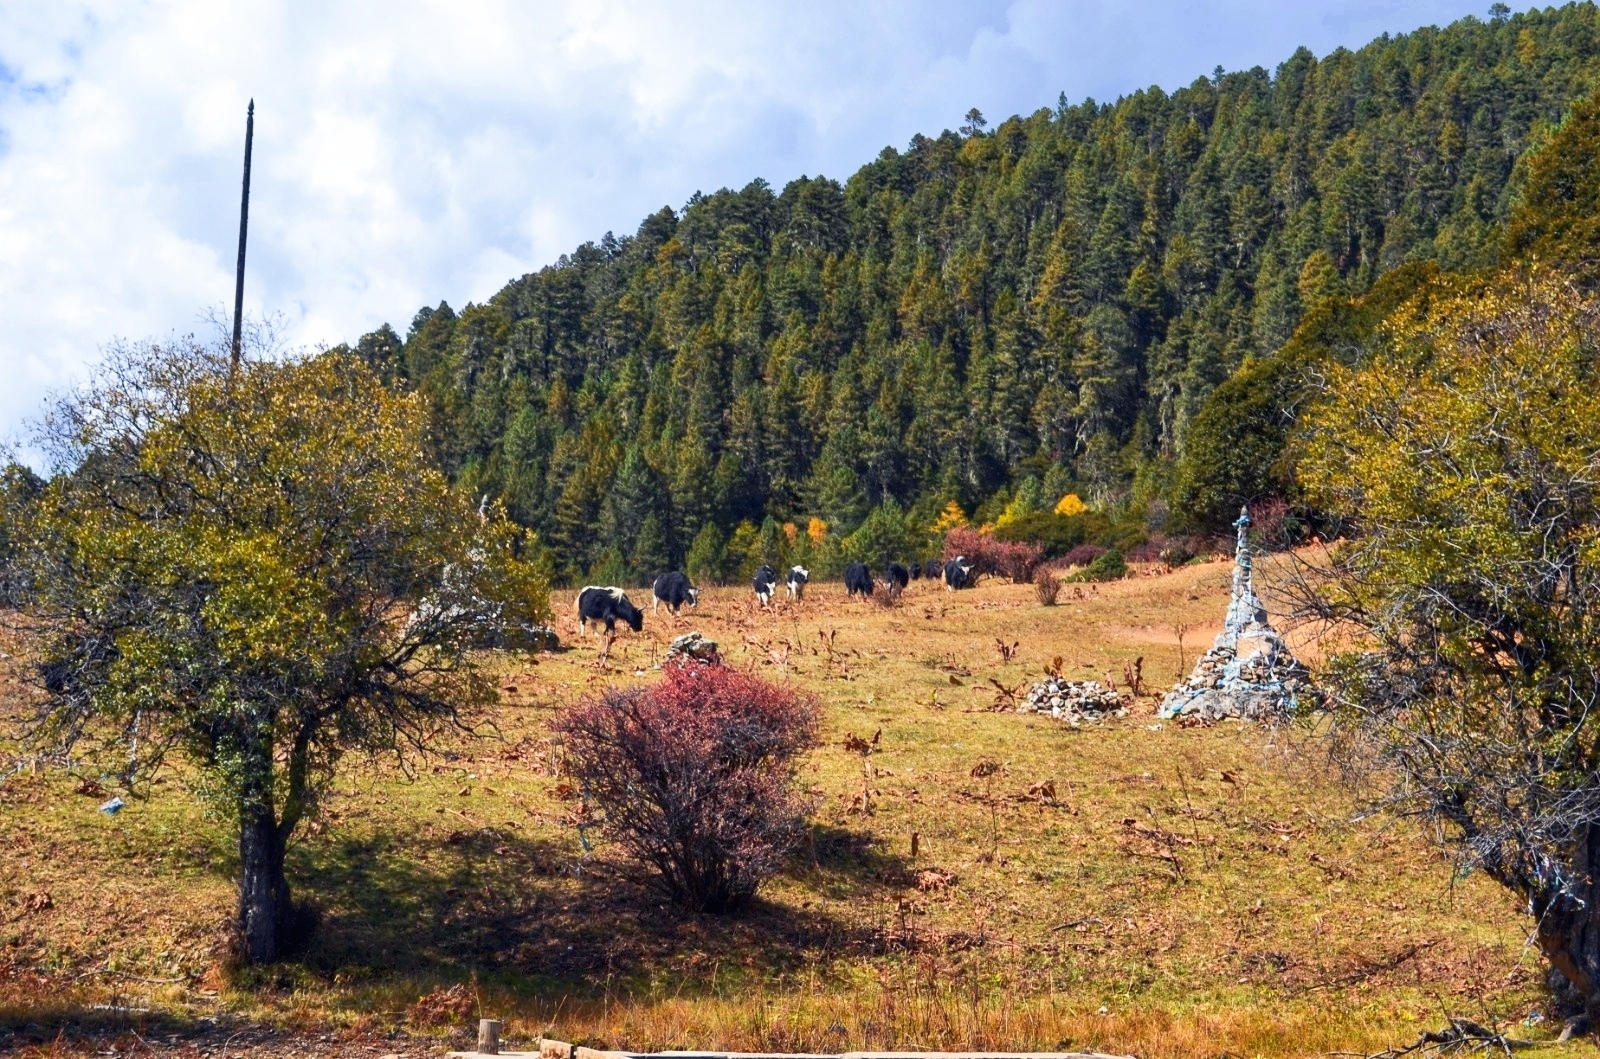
[0,558,1566,1057]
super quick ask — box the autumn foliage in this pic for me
[553,661,820,913]
[941,526,1044,584]
[1300,268,1600,1015]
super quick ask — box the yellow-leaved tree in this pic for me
[930,500,967,535]
[15,338,550,964]
[1054,493,1087,517]
[1297,268,1600,1025]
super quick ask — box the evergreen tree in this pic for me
[631,512,672,583]
[347,4,1600,571]
[599,446,662,568]
[685,522,727,585]
[842,498,915,564]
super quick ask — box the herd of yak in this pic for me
[571,556,979,661]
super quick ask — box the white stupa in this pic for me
[1158,506,1315,722]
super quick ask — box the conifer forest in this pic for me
[339,3,1600,584]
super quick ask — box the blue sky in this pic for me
[0,1,1521,443]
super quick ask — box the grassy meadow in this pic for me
[0,558,1559,1057]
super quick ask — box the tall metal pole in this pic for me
[231,99,254,368]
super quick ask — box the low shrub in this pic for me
[942,526,1045,584]
[1125,538,1164,563]
[1074,548,1128,582]
[405,983,478,1028]
[872,584,905,608]
[1062,543,1108,568]
[552,661,820,913]
[991,511,1085,556]
[1034,568,1062,606]
[994,538,1045,583]
[1158,541,1196,567]
[1248,496,1306,549]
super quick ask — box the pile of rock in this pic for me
[1017,676,1128,723]
[1158,506,1318,723]
[1159,634,1317,722]
[664,631,720,665]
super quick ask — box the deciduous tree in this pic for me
[1297,269,1600,1025]
[14,338,549,964]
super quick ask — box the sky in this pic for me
[0,0,1522,446]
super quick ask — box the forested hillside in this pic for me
[343,3,1600,584]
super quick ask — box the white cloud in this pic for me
[0,0,1510,445]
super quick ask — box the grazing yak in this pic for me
[576,586,645,634]
[844,562,874,598]
[942,557,976,591]
[884,561,910,593]
[753,564,779,606]
[785,565,810,600]
[576,585,644,665]
[924,558,944,581]
[651,571,699,615]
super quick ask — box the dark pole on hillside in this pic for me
[231,99,254,369]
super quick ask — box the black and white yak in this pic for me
[785,565,810,600]
[942,557,976,591]
[575,585,644,664]
[651,571,699,615]
[753,564,779,606]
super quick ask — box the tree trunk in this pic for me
[1533,823,1600,1022]
[238,796,291,964]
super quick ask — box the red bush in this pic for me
[994,538,1045,583]
[1125,537,1166,563]
[1062,543,1108,567]
[1247,496,1303,549]
[941,526,1044,584]
[551,662,820,913]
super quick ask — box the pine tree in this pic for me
[685,523,727,585]
[365,5,1597,569]
[600,446,662,567]
[631,512,671,583]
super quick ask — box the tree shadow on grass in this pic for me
[0,1005,375,1054]
[288,821,898,993]
[796,821,917,897]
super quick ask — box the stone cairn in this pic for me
[1016,677,1127,725]
[664,631,720,665]
[1158,506,1316,722]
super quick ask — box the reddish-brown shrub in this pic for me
[1062,543,1108,567]
[941,526,987,569]
[405,983,477,1028]
[995,538,1045,583]
[941,526,1045,584]
[1125,537,1166,563]
[551,661,820,913]
[1247,496,1304,549]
